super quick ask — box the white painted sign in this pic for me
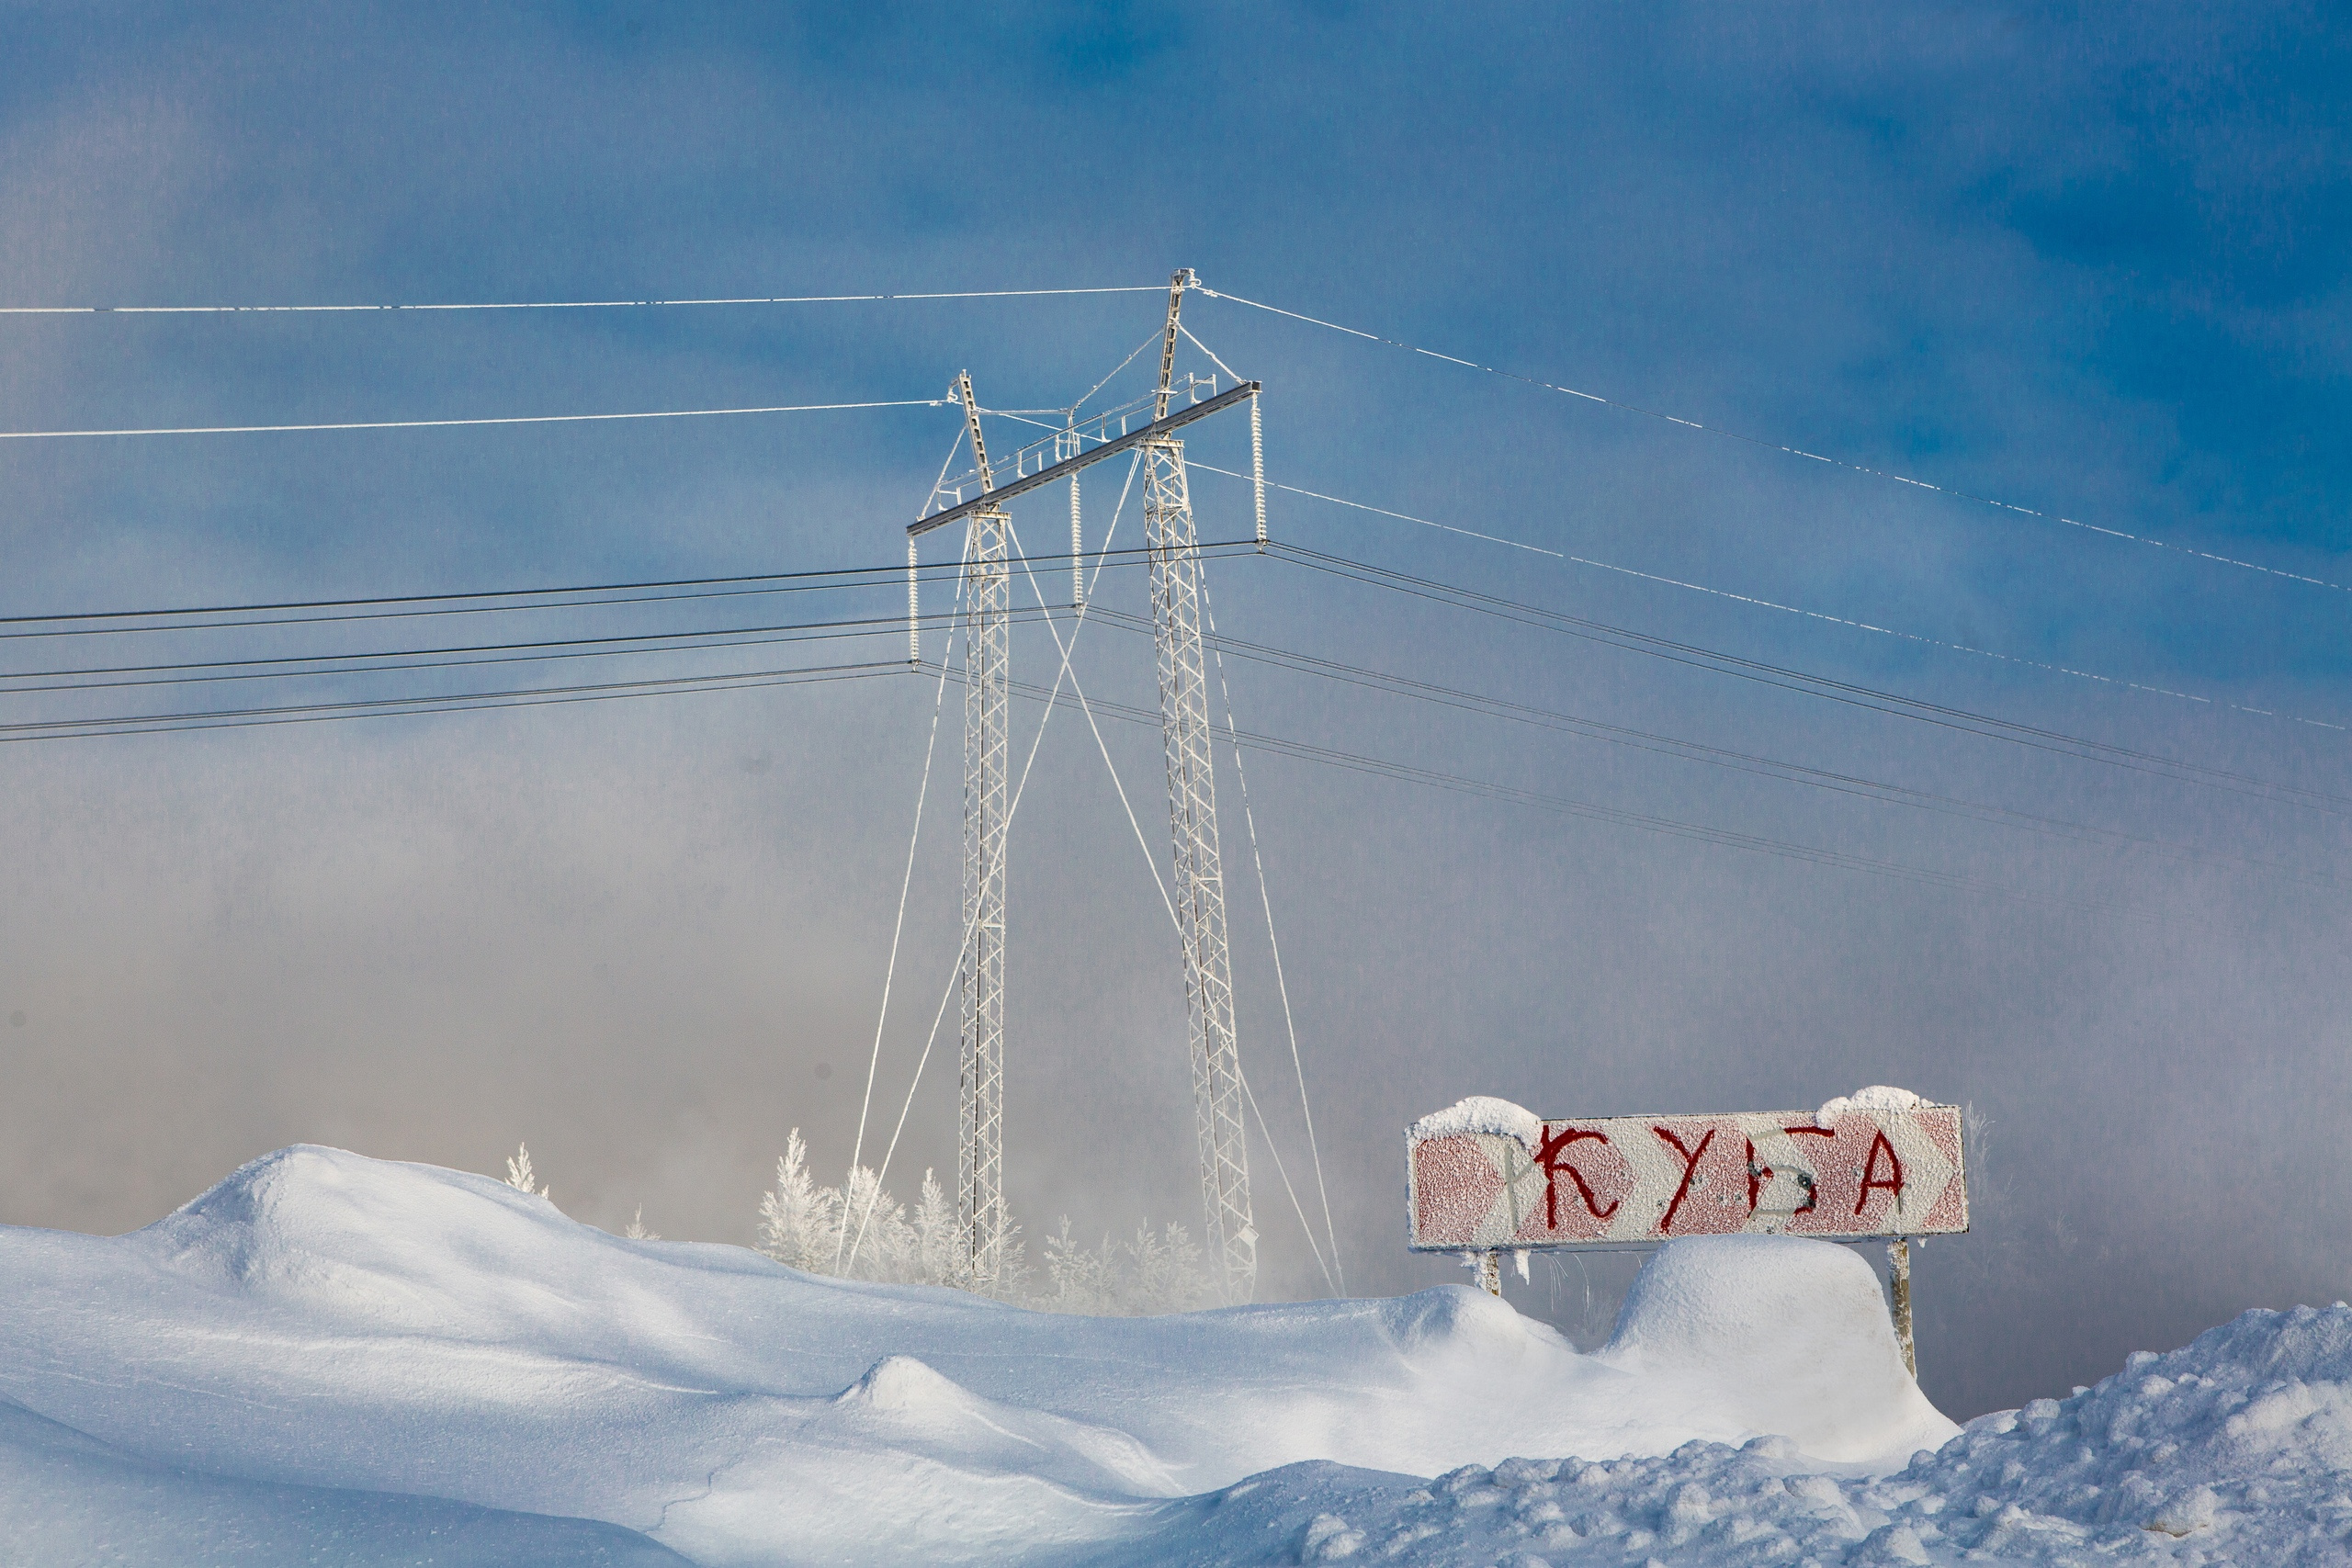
[1406,1091,1968,1249]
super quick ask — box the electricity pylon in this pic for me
[907,278,1263,1300]
[1143,276,1257,1302]
[954,370,1011,1286]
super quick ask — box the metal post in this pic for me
[1142,271,1256,1303]
[906,536,921,664]
[1145,433,1256,1303]
[958,507,1010,1287]
[1888,1237,1917,1378]
[954,372,1010,1288]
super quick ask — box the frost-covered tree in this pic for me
[912,1169,961,1289]
[623,1206,658,1241]
[752,1134,1201,1312]
[503,1143,550,1204]
[755,1131,840,1272]
[1036,1219,1208,1315]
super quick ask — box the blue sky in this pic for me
[0,1,2347,1417]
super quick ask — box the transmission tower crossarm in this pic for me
[909,381,1259,537]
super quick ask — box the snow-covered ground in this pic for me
[0,1145,2344,1564]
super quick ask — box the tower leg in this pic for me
[1144,436,1257,1303]
[959,507,1010,1286]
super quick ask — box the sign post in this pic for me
[1407,1092,1966,1373]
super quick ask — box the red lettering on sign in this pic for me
[1534,1126,1619,1225]
[1856,1129,1905,1214]
[1782,1125,1836,1214]
[1653,1125,1717,1234]
[1745,1137,1770,1213]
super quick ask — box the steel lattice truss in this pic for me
[958,503,1012,1286]
[916,280,1267,1303]
[1145,437,1258,1302]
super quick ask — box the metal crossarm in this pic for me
[910,280,1263,1303]
[909,382,1259,538]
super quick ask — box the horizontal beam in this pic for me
[910,381,1260,538]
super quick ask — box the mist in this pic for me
[2,1,2348,1422]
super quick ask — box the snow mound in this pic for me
[0,1145,1958,1565]
[1602,1235,1954,1464]
[1815,1084,1927,1125]
[1410,1094,1543,1149]
[0,1393,686,1566]
[1102,1300,2352,1564]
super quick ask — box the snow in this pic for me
[3,1145,2348,1563]
[1410,1094,1544,1149]
[1816,1084,1928,1125]
[1094,1302,2352,1564]
[0,1395,687,1567]
[1599,1235,1951,1464]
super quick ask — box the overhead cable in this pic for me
[0,285,1166,316]
[954,663,2171,925]
[0,540,1256,639]
[1187,461,2346,735]
[0,607,1057,698]
[1195,284,2352,600]
[1271,543,2352,817]
[0,659,905,743]
[0,398,943,441]
[1084,606,2346,894]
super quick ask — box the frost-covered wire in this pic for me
[1199,577,1345,1292]
[2,284,1167,315]
[1195,282,2352,601]
[848,457,1146,1269]
[1190,462,2348,733]
[1176,324,1240,386]
[0,399,944,441]
[839,612,957,1270]
[1236,1066,1336,1294]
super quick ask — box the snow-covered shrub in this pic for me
[503,1143,550,1203]
[754,1131,841,1271]
[753,1128,1202,1312]
[1036,1218,1210,1315]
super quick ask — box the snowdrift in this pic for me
[0,1145,1952,1564]
[1127,1301,2352,1563]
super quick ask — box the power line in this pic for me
[1271,543,2352,817]
[1186,460,2348,736]
[0,659,908,743]
[0,540,1258,639]
[1083,606,2347,894]
[0,607,1057,697]
[1196,283,2352,601]
[0,285,1168,316]
[960,662,2171,924]
[0,398,943,441]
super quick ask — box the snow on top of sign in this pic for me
[1408,1095,1543,1149]
[1815,1083,1927,1125]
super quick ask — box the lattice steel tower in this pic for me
[1144,275,1257,1302]
[906,280,1263,1302]
[954,371,1012,1286]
